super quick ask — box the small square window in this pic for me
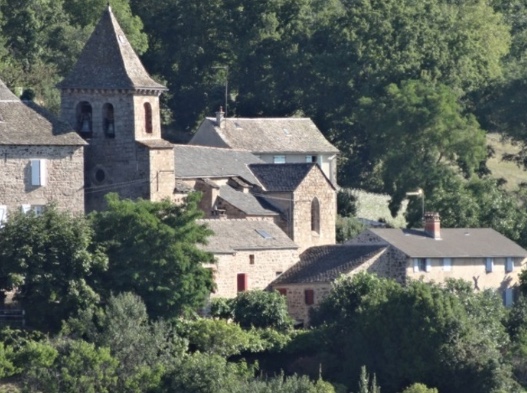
[486,258,494,273]
[273,155,286,164]
[413,258,429,272]
[249,254,255,265]
[305,155,317,163]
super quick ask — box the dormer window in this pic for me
[103,103,115,138]
[76,101,92,138]
[144,103,152,134]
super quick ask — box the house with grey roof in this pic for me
[190,110,339,185]
[59,5,174,212]
[0,79,85,220]
[199,219,299,298]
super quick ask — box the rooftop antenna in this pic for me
[212,66,228,118]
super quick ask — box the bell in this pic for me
[81,118,91,132]
[108,122,115,134]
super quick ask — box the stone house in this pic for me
[0,79,85,221]
[273,212,527,325]
[190,110,339,185]
[58,6,174,212]
[198,219,299,298]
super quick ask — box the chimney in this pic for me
[216,106,224,128]
[424,212,441,239]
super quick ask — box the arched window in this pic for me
[311,197,320,234]
[144,102,152,134]
[76,101,92,138]
[102,103,115,138]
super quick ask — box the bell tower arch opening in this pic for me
[144,102,153,134]
[76,101,93,138]
[102,103,115,138]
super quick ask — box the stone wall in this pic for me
[208,249,299,299]
[148,147,175,201]
[0,145,84,214]
[60,90,164,211]
[292,167,336,252]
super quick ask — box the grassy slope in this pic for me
[486,133,527,191]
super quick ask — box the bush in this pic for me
[232,290,293,331]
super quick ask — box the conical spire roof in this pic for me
[58,6,166,91]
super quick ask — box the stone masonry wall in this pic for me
[292,168,336,253]
[148,147,175,201]
[60,90,162,211]
[0,145,84,214]
[208,249,299,299]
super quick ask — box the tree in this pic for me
[90,193,215,320]
[355,79,487,216]
[310,273,518,393]
[400,383,438,393]
[232,290,293,331]
[0,206,107,332]
[62,292,186,392]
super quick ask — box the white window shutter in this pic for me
[30,159,47,186]
[504,288,514,307]
[486,258,493,273]
[443,258,452,271]
[0,205,7,223]
[21,204,31,213]
[413,259,419,273]
[425,258,432,272]
[506,257,514,273]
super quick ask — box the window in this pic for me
[311,198,320,233]
[304,289,314,305]
[237,273,247,292]
[442,258,452,272]
[273,155,286,164]
[21,204,31,213]
[504,288,514,307]
[32,205,45,216]
[485,257,494,273]
[144,103,153,134]
[30,159,47,186]
[277,288,287,296]
[249,254,255,265]
[102,103,115,138]
[0,205,7,225]
[76,101,92,137]
[413,258,430,272]
[305,155,317,163]
[506,257,514,273]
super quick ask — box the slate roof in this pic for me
[218,186,279,216]
[0,80,85,146]
[174,145,264,186]
[199,219,298,253]
[273,245,386,285]
[191,117,339,154]
[58,6,166,91]
[249,163,318,192]
[368,228,527,258]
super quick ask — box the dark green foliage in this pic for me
[311,273,518,393]
[0,206,107,332]
[209,297,235,320]
[337,190,357,218]
[90,193,215,320]
[232,290,293,331]
[336,216,365,243]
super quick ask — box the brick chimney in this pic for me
[216,106,224,128]
[424,212,441,239]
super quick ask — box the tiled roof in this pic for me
[174,145,264,186]
[0,80,85,146]
[218,185,279,216]
[137,139,174,149]
[368,228,527,258]
[198,219,298,253]
[58,6,166,91]
[191,117,339,154]
[273,245,386,284]
[249,163,316,192]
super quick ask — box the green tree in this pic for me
[232,290,293,331]
[311,273,517,393]
[0,206,107,332]
[90,193,215,320]
[400,383,438,393]
[356,79,487,216]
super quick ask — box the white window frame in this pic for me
[30,159,47,186]
[273,155,286,164]
[485,257,494,273]
[21,204,31,214]
[413,258,430,273]
[442,258,452,272]
[506,257,514,273]
[305,155,318,163]
[32,205,45,216]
